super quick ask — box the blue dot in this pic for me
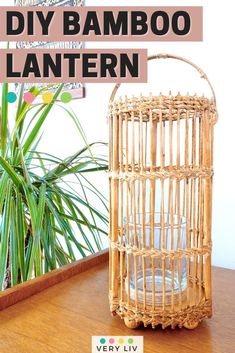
[6,92,17,103]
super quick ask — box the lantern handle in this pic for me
[109,53,217,105]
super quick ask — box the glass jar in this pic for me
[125,212,187,305]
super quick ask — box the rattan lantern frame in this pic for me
[108,54,218,330]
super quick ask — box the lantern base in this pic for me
[124,317,141,329]
[110,296,212,330]
[183,320,199,330]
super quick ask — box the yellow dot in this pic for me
[42,91,53,104]
[118,338,124,344]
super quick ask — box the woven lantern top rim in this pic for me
[109,94,217,123]
[109,93,216,109]
[109,54,218,123]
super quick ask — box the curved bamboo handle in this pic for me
[109,53,217,105]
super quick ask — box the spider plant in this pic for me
[0,83,108,290]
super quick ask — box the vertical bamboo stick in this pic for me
[185,168,190,305]
[186,110,197,304]
[149,110,156,310]
[142,181,146,309]
[130,111,138,307]
[110,112,119,311]
[159,104,166,310]
[168,103,175,311]
[132,179,138,307]
[145,119,148,166]
[139,111,147,309]
[198,110,203,302]
[177,180,182,309]
[183,108,189,306]
[175,110,181,214]
[150,107,157,311]
[176,109,182,308]
[119,113,124,303]
[203,110,212,311]
[125,113,131,306]
[109,114,113,300]
[192,171,197,306]
[189,108,196,305]
[138,110,141,217]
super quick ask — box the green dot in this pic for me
[6,92,17,103]
[100,338,106,344]
[128,338,134,344]
[61,92,72,103]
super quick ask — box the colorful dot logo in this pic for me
[24,92,35,104]
[99,337,134,345]
[42,91,54,104]
[4,90,73,104]
[60,91,72,103]
[6,92,17,103]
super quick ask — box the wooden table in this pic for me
[0,261,234,353]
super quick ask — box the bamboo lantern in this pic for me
[108,54,218,330]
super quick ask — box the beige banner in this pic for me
[0,6,203,41]
[0,49,147,83]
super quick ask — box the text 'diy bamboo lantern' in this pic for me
[108,54,218,329]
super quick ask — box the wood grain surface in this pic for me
[0,262,234,353]
[0,249,108,311]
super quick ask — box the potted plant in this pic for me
[0,83,108,290]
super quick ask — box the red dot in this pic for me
[24,92,35,104]
[109,338,115,344]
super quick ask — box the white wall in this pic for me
[1,0,235,269]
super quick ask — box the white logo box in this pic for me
[92,336,144,353]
